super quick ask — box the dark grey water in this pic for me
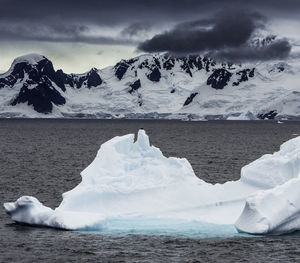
[1,119,300,262]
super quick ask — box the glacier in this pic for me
[4,130,300,236]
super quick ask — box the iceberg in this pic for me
[4,130,300,235]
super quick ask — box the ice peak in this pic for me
[136,129,150,148]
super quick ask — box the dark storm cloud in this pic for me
[138,10,265,53]
[138,10,292,61]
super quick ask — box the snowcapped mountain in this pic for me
[0,52,300,120]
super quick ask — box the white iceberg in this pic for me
[4,130,300,235]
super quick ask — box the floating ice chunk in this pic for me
[4,196,54,226]
[235,177,300,235]
[3,196,105,230]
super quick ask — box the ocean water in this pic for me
[1,119,300,262]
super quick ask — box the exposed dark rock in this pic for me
[178,56,204,76]
[269,63,286,73]
[87,69,102,87]
[114,61,130,80]
[113,58,138,80]
[129,79,141,94]
[188,56,203,70]
[147,67,161,82]
[207,69,232,89]
[257,110,278,120]
[163,55,203,72]
[232,68,255,86]
[11,77,66,114]
[202,57,215,72]
[238,70,249,82]
[183,92,198,106]
[55,70,74,89]
[0,75,16,89]
[154,58,161,69]
[138,59,149,69]
[277,66,284,72]
[180,58,193,77]
[163,57,175,70]
[233,68,255,86]
[170,89,175,93]
[29,59,72,92]
[76,68,102,88]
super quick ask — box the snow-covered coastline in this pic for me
[1,53,300,120]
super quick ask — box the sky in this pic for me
[0,0,300,73]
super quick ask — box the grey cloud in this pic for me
[0,0,300,26]
[121,22,151,37]
[47,24,89,35]
[0,24,137,45]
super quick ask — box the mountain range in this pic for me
[0,51,299,120]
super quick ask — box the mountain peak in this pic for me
[12,53,47,66]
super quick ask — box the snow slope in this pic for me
[4,130,300,235]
